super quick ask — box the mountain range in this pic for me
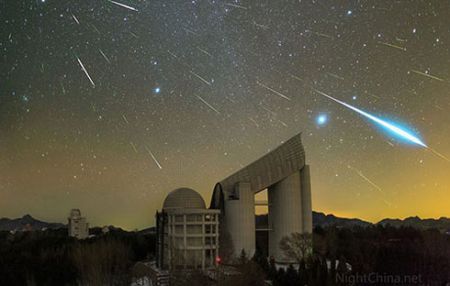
[257,211,450,232]
[1,212,449,233]
[378,216,450,232]
[0,215,65,232]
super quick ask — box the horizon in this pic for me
[3,207,449,231]
[1,0,450,231]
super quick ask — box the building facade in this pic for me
[210,133,312,263]
[156,188,220,270]
[68,209,89,239]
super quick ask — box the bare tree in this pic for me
[279,232,312,263]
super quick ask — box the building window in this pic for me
[205,224,216,234]
[174,215,183,223]
[187,214,202,222]
[175,225,183,234]
[205,237,216,245]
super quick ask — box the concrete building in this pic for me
[68,209,89,239]
[156,188,220,270]
[210,133,312,263]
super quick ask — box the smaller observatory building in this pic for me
[156,188,220,270]
[68,209,89,239]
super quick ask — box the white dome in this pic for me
[163,188,206,210]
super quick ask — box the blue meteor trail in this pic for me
[313,89,427,147]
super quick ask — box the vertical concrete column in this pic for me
[168,215,172,268]
[300,165,313,233]
[202,214,205,269]
[268,171,302,263]
[215,213,219,264]
[183,215,187,269]
[223,182,255,258]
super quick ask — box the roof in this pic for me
[216,133,305,195]
[163,188,206,210]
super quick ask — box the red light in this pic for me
[215,256,221,264]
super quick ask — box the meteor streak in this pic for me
[108,0,138,11]
[312,31,333,39]
[313,89,427,147]
[428,148,450,163]
[256,81,291,101]
[225,3,247,9]
[253,22,269,30]
[287,72,303,82]
[278,119,288,127]
[378,41,406,51]
[183,27,199,36]
[197,47,213,57]
[327,72,345,81]
[76,57,95,87]
[167,50,178,58]
[190,71,211,86]
[71,14,80,24]
[261,105,276,115]
[122,114,129,124]
[196,95,220,114]
[410,70,444,82]
[145,146,162,169]
[348,165,383,193]
[99,49,111,64]
[130,142,138,153]
[249,117,260,128]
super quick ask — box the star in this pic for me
[316,114,328,126]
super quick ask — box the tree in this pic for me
[171,269,213,286]
[268,256,278,281]
[279,232,312,263]
[274,267,286,286]
[252,246,269,276]
[285,264,299,286]
[229,260,266,286]
[238,248,248,265]
[71,238,131,285]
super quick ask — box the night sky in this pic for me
[1,0,449,230]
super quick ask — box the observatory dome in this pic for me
[162,188,206,210]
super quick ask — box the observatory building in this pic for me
[68,209,89,239]
[153,133,312,274]
[210,133,312,263]
[155,188,220,270]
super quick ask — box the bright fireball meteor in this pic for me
[313,88,427,148]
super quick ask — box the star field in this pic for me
[1,0,449,229]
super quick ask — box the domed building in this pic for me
[155,188,220,270]
[162,188,206,210]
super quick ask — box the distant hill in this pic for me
[0,214,65,231]
[378,216,450,232]
[138,227,156,235]
[313,211,372,228]
[256,212,450,232]
[255,211,372,229]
